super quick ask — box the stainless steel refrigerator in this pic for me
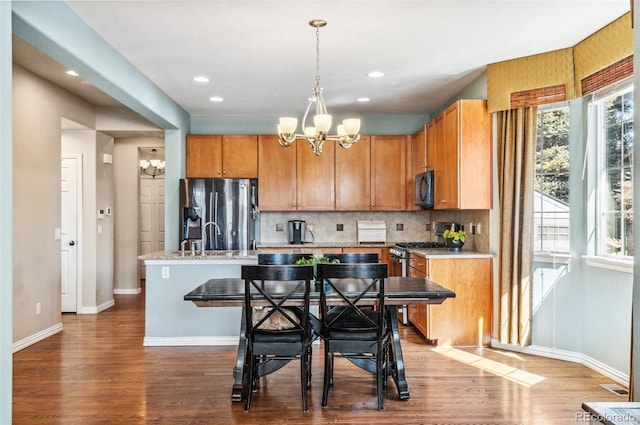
[179,178,259,251]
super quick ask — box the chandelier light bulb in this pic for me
[314,114,332,133]
[342,118,361,135]
[279,117,298,134]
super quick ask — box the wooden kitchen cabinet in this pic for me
[335,136,371,210]
[408,126,427,211]
[335,135,406,211]
[258,135,297,211]
[186,134,258,178]
[432,99,492,210]
[370,135,407,210]
[297,139,335,210]
[407,254,491,346]
[258,135,335,211]
[407,253,429,338]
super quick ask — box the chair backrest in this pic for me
[324,252,379,264]
[257,253,314,265]
[316,263,388,335]
[242,264,314,335]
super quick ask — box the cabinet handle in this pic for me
[222,170,226,175]
[217,170,222,175]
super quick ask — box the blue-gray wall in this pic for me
[0,3,12,423]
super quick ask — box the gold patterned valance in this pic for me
[487,11,631,112]
[487,48,574,113]
[574,13,633,97]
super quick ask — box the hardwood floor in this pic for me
[13,294,623,424]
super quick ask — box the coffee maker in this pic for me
[288,220,306,244]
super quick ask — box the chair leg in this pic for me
[376,346,384,410]
[322,345,331,407]
[300,347,309,411]
[244,352,255,412]
[307,345,313,389]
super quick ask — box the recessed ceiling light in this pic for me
[193,76,210,83]
[66,70,79,77]
[367,71,384,78]
[356,97,370,102]
[209,96,224,102]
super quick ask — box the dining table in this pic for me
[184,276,456,402]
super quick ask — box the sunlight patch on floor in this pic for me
[432,346,546,387]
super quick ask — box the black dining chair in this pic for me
[257,253,313,265]
[324,252,379,264]
[257,252,319,381]
[241,264,315,412]
[316,262,390,410]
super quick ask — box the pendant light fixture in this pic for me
[277,20,361,156]
[139,148,166,178]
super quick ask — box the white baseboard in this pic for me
[78,298,115,314]
[143,336,240,346]
[491,339,629,386]
[13,323,63,353]
[113,288,141,295]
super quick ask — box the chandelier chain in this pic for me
[315,24,321,88]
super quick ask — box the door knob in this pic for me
[69,240,75,246]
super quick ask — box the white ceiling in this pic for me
[15,1,632,120]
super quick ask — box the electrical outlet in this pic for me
[476,223,482,235]
[162,266,170,279]
[36,302,41,315]
[336,224,344,231]
[426,223,431,231]
[276,223,284,231]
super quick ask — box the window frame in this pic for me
[533,102,571,264]
[583,77,634,273]
[594,79,633,259]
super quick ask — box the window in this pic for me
[534,104,570,255]
[590,80,634,258]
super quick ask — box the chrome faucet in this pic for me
[201,221,221,256]
[180,239,188,257]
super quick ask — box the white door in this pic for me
[61,156,80,312]
[139,177,165,279]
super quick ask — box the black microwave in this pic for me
[414,171,434,208]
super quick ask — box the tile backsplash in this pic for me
[259,209,490,252]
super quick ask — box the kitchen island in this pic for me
[140,250,259,346]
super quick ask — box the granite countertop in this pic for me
[406,248,494,259]
[257,242,391,249]
[138,245,494,262]
[139,250,259,261]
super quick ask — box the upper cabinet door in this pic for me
[433,99,491,210]
[409,126,427,211]
[335,136,371,211]
[458,100,492,209]
[186,134,258,178]
[296,140,335,210]
[370,135,407,211]
[186,134,222,178]
[442,102,460,209]
[258,135,297,211]
[222,135,258,178]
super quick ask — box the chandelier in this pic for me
[139,148,165,178]
[277,20,361,156]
